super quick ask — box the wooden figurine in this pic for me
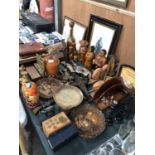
[106,55,117,77]
[69,46,74,61]
[67,21,76,61]
[93,49,107,68]
[84,46,95,70]
[92,65,109,80]
[78,40,88,64]
[73,49,78,62]
[92,49,109,80]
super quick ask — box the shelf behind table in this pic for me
[19,88,123,155]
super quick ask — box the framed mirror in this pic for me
[117,64,135,89]
[86,14,122,58]
[91,0,129,8]
[62,16,87,50]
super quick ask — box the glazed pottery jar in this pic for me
[44,55,60,76]
[21,82,39,108]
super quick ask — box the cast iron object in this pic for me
[61,62,94,103]
[71,72,94,103]
[105,94,135,125]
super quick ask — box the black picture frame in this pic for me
[86,14,122,59]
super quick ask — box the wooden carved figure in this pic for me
[92,49,109,80]
[78,40,88,64]
[93,49,107,68]
[67,21,76,61]
[84,46,95,70]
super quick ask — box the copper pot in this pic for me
[44,55,60,76]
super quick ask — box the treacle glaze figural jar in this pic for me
[44,55,60,76]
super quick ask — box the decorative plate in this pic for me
[53,85,83,110]
[70,104,106,139]
[36,77,63,99]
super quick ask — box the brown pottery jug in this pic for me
[44,55,60,76]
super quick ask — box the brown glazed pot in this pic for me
[44,55,60,76]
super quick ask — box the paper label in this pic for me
[48,59,54,63]
[45,7,54,12]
